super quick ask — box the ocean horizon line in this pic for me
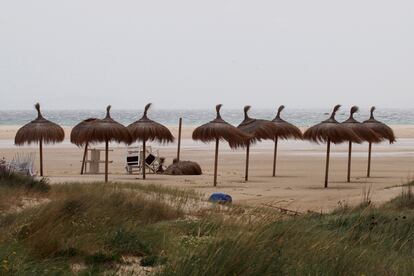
[1,107,413,127]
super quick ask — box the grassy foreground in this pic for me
[1,172,414,275]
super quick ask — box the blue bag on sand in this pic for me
[208,193,232,204]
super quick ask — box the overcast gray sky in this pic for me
[0,1,413,110]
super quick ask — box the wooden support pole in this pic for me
[214,138,219,186]
[105,140,109,183]
[81,142,88,175]
[39,139,43,177]
[367,142,372,178]
[272,138,279,177]
[347,141,352,183]
[142,140,146,180]
[177,117,182,161]
[245,143,250,181]
[324,139,331,188]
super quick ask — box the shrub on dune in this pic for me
[0,168,50,192]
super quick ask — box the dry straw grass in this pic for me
[2,175,414,275]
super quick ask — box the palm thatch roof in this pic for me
[237,106,278,143]
[192,104,250,149]
[76,106,131,145]
[271,105,302,140]
[70,118,100,146]
[304,105,362,144]
[363,107,396,143]
[341,106,381,143]
[15,103,65,145]
[127,103,174,143]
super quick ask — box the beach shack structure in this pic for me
[193,104,250,186]
[341,106,381,182]
[271,105,303,177]
[15,103,65,176]
[127,103,174,179]
[237,105,278,181]
[304,105,361,188]
[363,107,396,177]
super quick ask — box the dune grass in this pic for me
[162,210,414,275]
[1,173,414,275]
[0,176,202,274]
[0,167,50,193]
[0,169,50,213]
[161,185,414,275]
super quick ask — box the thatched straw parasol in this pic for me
[70,118,99,174]
[341,106,381,182]
[72,106,130,182]
[15,103,65,176]
[127,103,174,179]
[193,104,250,186]
[271,105,303,177]
[363,107,396,177]
[237,105,278,181]
[304,105,362,188]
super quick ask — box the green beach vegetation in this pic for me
[1,171,414,275]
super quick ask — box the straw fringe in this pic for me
[192,104,250,149]
[271,105,302,140]
[304,105,362,144]
[15,103,65,145]
[70,106,131,146]
[237,105,279,143]
[70,118,99,146]
[363,106,396,143]
[127,103,174,143]
[341,106,382,143]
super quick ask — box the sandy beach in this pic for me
[1,125,414,212]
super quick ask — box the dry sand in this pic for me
[1,125,414,212]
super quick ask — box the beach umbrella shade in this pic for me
[271,105,303,177]
[304,105,362,188]
[70,118,100,174]
[363,107,396,177]
[193,104,250,186]
[72,106,131,182]
[127,103,174,179]
[237,105,278,181]
[341,106,381,182]
[15,103,65,176]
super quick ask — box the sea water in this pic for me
[0,108,413,127]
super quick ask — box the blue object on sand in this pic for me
[208,193,232,204]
